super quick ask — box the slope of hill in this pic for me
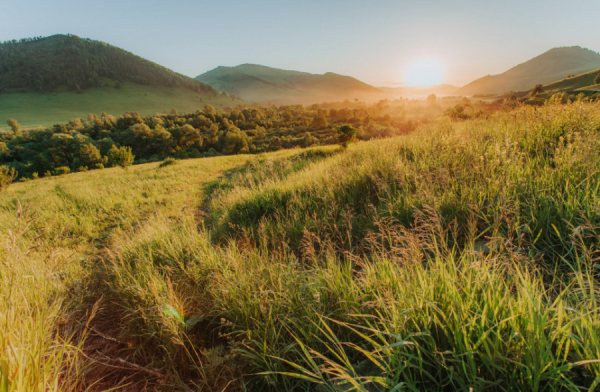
[0,83,238,129]
[196,63,386,104]
[2,103,600,391]
[536,67,600,95]
[379,84,460,97]
[0,35,239,127]
[459,46,600,95]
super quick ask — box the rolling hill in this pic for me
[535,67,600,96]
[196,63,386,104]
[459,46,600,96]
[0,34,240,128]
[379,84,460,98]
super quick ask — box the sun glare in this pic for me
[404,58,444,86]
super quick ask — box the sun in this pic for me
[404,58,444,86]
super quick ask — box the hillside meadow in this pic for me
[0,83,240,130]
[1,103,600,391]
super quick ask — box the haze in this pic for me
[1,0,600,86]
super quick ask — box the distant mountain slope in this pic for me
[0,34,217,94]
[379,84,460,98]
[459,46,600,95]
[537,68,600,95]
[196,64,385,104]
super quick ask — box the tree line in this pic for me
[0,101,428,182]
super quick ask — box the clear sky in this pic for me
[1,0,599,87]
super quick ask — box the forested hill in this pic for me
[196,64,386,104]
[0,34,217,94]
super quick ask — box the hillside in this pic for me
[459,46,600,95]
[0,35,239,127]
[536,67,600,95]
[196,63,386,104]
[379,83,460,97]
[0,83,238,129]
[2,103,600,391]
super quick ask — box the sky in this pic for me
[1,0,600,87]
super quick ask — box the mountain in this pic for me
[379,84,460,98]
[459,46,600,96]
[196,64,386,104]
[0,35,240,128]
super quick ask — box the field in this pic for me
[0,83,240,129]
[1,103,600,391]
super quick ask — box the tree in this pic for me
[0,166,17,192]
[171,124,202,151]
[77,143,103,168]
[108,146,134,170]
[595,73,600,85]
[531,84,544,97]
[7,118,21,136]
[427,94,437,103]
[219,127,249,154]
[310,116,328,130]
[336,125,357,149]
[302,132,318,148]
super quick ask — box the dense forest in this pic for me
[0,35,218,94]
[0,97,510,180]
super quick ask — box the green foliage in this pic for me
[595,73,600,85]
[0,165,17,191]
[531,83,544,96]
[0,98,499,180]
[6,118,20,135]
[108,146,134,170]
[158,157,177,168]
[335,124,357,148]
[54,166,70,176]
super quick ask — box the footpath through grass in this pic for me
[2,103,600,391]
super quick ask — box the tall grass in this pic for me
[0,203,87,391]
[1,103,600,390]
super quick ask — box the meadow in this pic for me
[1,103,600,391]
[0,83,239,130]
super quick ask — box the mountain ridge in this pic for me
[459,46,600,95]
[196,63,385,104]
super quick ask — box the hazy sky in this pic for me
[1,0,599,86]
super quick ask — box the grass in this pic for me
[1,103,600,391]
[0,82,241,129]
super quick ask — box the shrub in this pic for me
[595,73,600,85]
[158,157,177,168]
[54,166,70,176]
[108,146,135,170]
[335,125,357,149]
[0,166,18,191]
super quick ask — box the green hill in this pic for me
[536,68,600,95]
[0,35,240,127]
[459,46,600,95]
[196,63,386,104]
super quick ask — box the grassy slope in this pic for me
[459,46,600,95]
[0,83,241,129]
[539,68,600,94]
[2,104,600,391]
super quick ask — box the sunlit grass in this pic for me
[1,103,600,390]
